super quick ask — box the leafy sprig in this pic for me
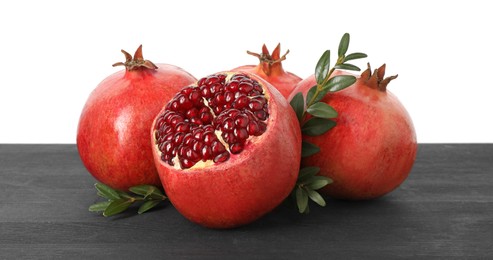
[290,33,367,213]
[89,183,167,217]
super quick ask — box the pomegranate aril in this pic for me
[258,121,267,134]
[199,112,213,124]
[183,133,194,146]
[230,143,244,154]
[190,117,203,125]
[233,95,249,109]
[248,100,263,111]
[211,140,226,154]
[169,115,184,127]
[213,152,230,163]
[189,89,202,105]
[233,128,249,141]
[180,158,195,169]
[222,118,234,132]
[186,107,199,118]
[173,133,184,145]
[176,122,191,133]
[247,121,259,135]
[222,132,236,144]
[234,114,249,128]
[201,146,212,160]
[203,131,216,145]
[239,82,254,93]
[193,141,204,152]
[224,91,234,103]
[255,110,268,121]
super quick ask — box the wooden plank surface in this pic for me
[1,144,492,258]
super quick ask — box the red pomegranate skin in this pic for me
[289,67,417,200]
[232,44,301,99]
[152,73,301,228]
[78,61,196,191]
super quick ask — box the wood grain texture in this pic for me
[1,144,492,258]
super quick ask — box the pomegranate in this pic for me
[151,72,301,228]
[77,45,197,191]
[289,64,417,200]
[232,44,301,99]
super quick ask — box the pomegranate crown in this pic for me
[246,43,289,76]
[112,45,158,71]
[360,63,398,91]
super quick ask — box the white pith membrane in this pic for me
[153,72,270,170]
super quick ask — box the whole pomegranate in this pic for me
[151,72,301,228]
[77,45,196,191]
[289,64,417,200]
[231,44,301,99]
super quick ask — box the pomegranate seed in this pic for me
[200,86,211,98]
[173,133,184,145]
[222,132,236,144]
[233,128,249,141]
[224,91,234,103]
[255,110,268,121]
[175,122,191,133]
[222,118,234,132]
[181,87,193,95]
[190,117,203,126]
[230,143,244,154]
[186,107,199,118]
[203,131,215,144]
[213,152,230,163]
[199,112,213,124]
[183,133,194,146]
[247,121,259,135]
[180,158,195,169]
[227,80,239,92]
[211,140,226,154]
[234,114,249,128]
[189,89,202,105]
[193,141,204,152]
[201,146,212,160]
[248,100,263,111]
[238,82,254,93]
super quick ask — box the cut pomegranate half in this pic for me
[153,73,270,169]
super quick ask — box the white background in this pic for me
[0,0,491,143]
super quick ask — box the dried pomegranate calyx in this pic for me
[112,45,158,71]
[246,43,290,76]
[154,72,270,169]
[360,63,398,91]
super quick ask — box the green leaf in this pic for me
[103,198,133,217]
[301,118,336,136]
[88,201,111,212]
[94,183,121,200]
[315,50,330,85]
[298,166,320,183]
[334,63,361,71]
[295,186,309,213]
[138,200,161,214]
[305,176,332,190]
[307,102,338,119]
[306,189,326,207]
[338,33,350,57]
[289,92,305,123]
[344,52,367,62]
[301,141,320,157]
[306,86,330,108]
[324,75,356,92]
[129,185,164,200]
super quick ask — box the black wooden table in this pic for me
[1,144,492,258]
